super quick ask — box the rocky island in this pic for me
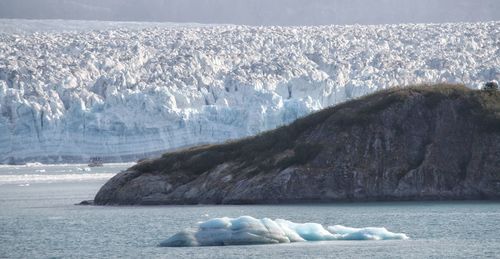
[93,84,500,205]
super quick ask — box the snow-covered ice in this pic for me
[159,216,409,247]
[0,20,498,163]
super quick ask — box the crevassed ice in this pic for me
[0,20,498,163]
[159,216,409,247]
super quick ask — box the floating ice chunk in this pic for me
[161,230,199,247]
[327,225,410,240]
[0,173,116,185]
[199,217,232,229]
[25,162,44,167]
[275,219,335,241]
[159,216,409,247]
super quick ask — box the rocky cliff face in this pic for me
[94,85,500,205]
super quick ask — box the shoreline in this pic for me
[79,198,500,207]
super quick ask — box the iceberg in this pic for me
[159,216,409,247]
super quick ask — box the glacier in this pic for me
[159,216,409,247]
[0,20,499,164]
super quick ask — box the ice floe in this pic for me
[159,216,409,247]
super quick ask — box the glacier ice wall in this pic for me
[159,216,409,247]
[0,20,499,163]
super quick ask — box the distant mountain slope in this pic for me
[94,84,500,205]
[0,21,499,164]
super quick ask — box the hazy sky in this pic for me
[0,0,499,25]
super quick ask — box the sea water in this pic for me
[1,164,499,258]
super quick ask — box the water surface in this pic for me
[0,165,499,258]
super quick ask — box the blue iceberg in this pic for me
[160,216,409,247]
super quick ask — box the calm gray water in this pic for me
[1,164,499,258]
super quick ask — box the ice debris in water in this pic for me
[159,216,409,247]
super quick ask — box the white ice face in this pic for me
[159,216,409,247]
[0,20,498,163]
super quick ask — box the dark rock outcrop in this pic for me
[77,200,94,205]
[93,84,500,205]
